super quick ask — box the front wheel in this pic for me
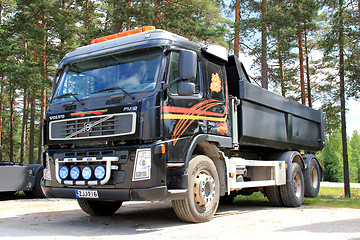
[77,199,122,216]
[172,155,220,223]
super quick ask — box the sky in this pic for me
[346,99,360,137]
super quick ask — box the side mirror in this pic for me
[179,50,197,81]
[178,81,195,96]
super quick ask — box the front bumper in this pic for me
[41,184,187,201]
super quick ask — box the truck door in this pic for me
[204,60,229,136]
[162,51,205,148]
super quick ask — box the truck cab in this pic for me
[42,27,323,222]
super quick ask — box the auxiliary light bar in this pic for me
[91,26,156,44]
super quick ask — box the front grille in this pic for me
[49,113,136,140]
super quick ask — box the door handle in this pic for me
[198,120,206,127]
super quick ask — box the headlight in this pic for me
[94,165,106,180]
[59,166,69,180]
[132,148,151,181]
[82,166,92,180]
[70,166,80,180]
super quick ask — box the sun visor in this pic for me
[201,44,228,62]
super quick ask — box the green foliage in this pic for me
[317,130,360,183]
[350,131,360,183]
[0,0,229,163]
[0,0,359,166]
[317,131,343,182]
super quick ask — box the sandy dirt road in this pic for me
[0,198,359,240]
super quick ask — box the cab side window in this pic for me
[168,52,201,95]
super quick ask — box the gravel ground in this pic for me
[0,198,359,240]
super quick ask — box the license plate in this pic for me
[75,190,99,199]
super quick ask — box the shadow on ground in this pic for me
[0,199,272,237]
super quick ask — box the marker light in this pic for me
[70,166,80,180]
[82,166,92,180]
[59,166,69,180]
[91,26,155,44]
[94,166,106,180]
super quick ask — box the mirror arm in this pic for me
[162,78,183,90]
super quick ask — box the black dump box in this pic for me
[226,56,324,152]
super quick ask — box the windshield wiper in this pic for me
[90,86,135,100]
[53,93,84,105]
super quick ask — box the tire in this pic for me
[304,159,321,198]
[172,155,220,223]
[77,199,122,216]
[25,169,46,198]
[280,162,304,207]
[266,186,284,207]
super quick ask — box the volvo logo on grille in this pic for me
[65,115,113,139]
[84,123,92,132]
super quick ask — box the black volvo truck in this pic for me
[42,26,324,222]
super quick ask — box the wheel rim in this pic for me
[193,170,216,209]
[311,166,319,189]
[293,172,302,198]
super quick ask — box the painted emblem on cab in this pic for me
[210,73,222,93]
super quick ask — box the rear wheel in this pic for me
[172,155,220,223]
[266,186,284,207]
[25,169,45,198]
[77,199,122,216]
[304,159,321,198]
[280,162,304,207]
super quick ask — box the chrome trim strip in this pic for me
[49,112,136,140]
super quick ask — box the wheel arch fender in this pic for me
[27,164,44,180]
[183,135,231,196]
[265,151,305,183]
[302,154,323,181]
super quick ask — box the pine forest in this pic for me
[0,0,359,183]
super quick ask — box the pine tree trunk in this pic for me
[9,86,15,162]
[38,17,47,164]
[339,0,351,198]
[358,0,360,30]
[234,0,240,58]
[29,94,36,164]
[29,29,38,164]
[112,1,123,33]
[304,30,312,107]
[0,2,3,162]
[155,0,162,24]
[0,81,3,162]
[261,0,268,89]
[60,0,66,55]
[20,90,29,164]
[21,40,29,164]
[297,28,306,105]
[85,0,89,31]
[277,37,285,97]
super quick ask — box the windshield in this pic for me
[52,47,163,104]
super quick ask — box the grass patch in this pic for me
[233,192,268,203]
[232,187,360,208]
[303,187,360,208]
